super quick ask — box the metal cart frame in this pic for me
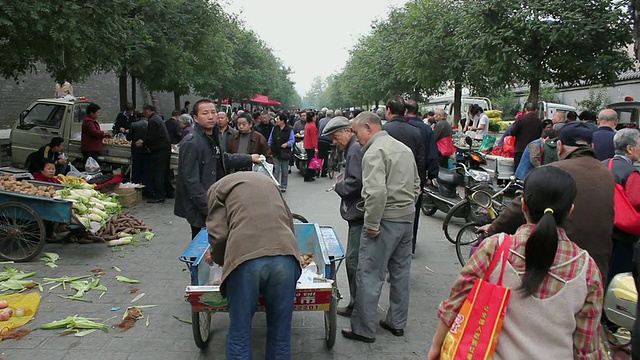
[179,222,345,350]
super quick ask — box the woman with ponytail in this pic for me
[428,166,604,360]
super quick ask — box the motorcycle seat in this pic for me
[437,167,462,186]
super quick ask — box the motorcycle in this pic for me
[293,135,308,175]
[422,136,491,218]
[603,272,636,356]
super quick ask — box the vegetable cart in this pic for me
[0,180,82,262]
[180,222,345,350]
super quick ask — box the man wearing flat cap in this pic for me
[483,121,615,279]
[322,116,364,318]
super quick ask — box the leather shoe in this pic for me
[379,320,404,336]
[147,198,165,204]
[337,306,353,317]
[341,329,375,343]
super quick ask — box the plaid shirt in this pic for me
[439,224,603,359]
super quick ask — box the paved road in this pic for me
[0,171,464,360]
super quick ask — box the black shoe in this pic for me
[379,320,404,336]
[337,306,353,317]
[166,192,175,199]
[341,329,375,343]
[147,198,165,204]
[288,169,291,174]
[304,178,316,182]
[320,172,328,178]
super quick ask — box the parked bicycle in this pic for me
[325,145,343,180]
[441,175,522,244]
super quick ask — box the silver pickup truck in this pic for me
[10,97,178,173]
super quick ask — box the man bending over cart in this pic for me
[204,171,302,359]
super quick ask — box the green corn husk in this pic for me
[115,276,139,284]
[40,315,110,332]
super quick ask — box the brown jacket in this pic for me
[489,147,614,277]
[206,172,301,296]
[229,130,274,164]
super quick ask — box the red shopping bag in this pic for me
[308,153,323,170]
[441,234,512,360]
[608,159,640,235]
[437,136,456,157]
[502,136,515,152]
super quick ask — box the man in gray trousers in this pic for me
[341,111,420,342]
[321,116,364,317]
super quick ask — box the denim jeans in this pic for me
[225,255,301,360]
[274,158,289,189]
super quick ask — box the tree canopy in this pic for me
[311,0,633,119]
[0,0,300,109]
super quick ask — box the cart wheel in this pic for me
[324,286,337,349]
[0,203,45,262]
[192,310,212,349]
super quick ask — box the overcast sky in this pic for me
[224,0,408,98]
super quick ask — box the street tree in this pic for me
[468,0,633,104]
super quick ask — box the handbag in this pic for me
[437,136,455,157]
[441,234,512,360]
[308,153,323,170]
[608,159,640,235]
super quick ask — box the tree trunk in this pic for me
[118,71,128,111]
[173,92,180,111]
[527,79,540,105]
[453,79,463,127]
[634,0,640,61]
[131,75,137,109]
[413,88,420,101]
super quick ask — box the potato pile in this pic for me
[300,253,314,268]
[103,138,131,146]
[0,176,57,197]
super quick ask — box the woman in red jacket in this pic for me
[81,103,109,165]
[303,111,318,182]
[33,160,61,184]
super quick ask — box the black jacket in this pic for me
[269,125,293,160]
[127,120,149,155]
[334,136,364,223]
[383,116,427,184]
[174,125,253,227]
[254,122,274,144]
[144,113,171,153]
[405,115,439,182]
[165,118,183,145]
[112,112,133,134]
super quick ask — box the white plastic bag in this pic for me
[114,133,127,142]
[85,157,100,173]
[208,264,223,285]
[253,161,279,186]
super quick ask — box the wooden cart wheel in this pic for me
[0,202,46,262]
[324,285,338,349]
[192,310,212,349]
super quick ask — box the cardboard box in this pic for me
[113,187,142,208]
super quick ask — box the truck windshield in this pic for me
[24,103,64,128]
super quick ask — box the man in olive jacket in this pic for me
[342,111,420,343]
[206,171,301,359]
[174,99,260,239]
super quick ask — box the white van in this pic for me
[538,102,576,120]
[425,96,492,125]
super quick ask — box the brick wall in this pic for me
[0,64,201,129]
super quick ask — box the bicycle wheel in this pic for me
[292,213,308,223]
[455,223,480,267]
[327,151,336,180]
[442,200,471,244]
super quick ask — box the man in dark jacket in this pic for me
[593,109,618,161]
[229,113,273,168]
[482,121,615,278]
[126,113,151,195]
[322,116,364,317]
[165,110,183,145]
[112,103,135,135]
[510,102,542,168]
[383,97,426,183]
[174,99,260,239]
[404,100,438,254]
[142,104,173,203]
[254,111,274,143]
